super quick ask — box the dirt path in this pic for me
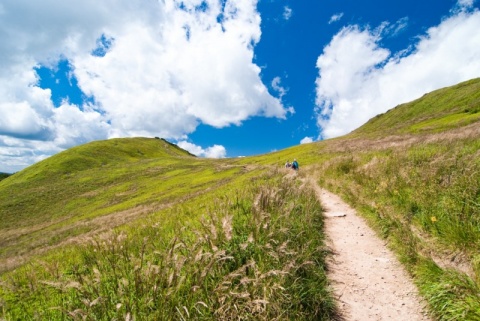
[312,185,432,321]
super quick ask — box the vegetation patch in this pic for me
[408,111,480,133]
[0,172,337,320]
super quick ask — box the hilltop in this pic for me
[0,78,479,320]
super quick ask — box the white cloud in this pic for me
[0,0,287,172]
[271,77,295,115]
[329,13,344,24]
[52,103,110,148]
[176,141,226,158]
[0,66,55,141]
[0,137,62,173]
[315,7,480,139]
[455,0,475,11]
[176,141,203,156]
[380,17,409,37]
[283,6,292,20]
[300,137,313,144]
[271,77,286,98]
[204,145,227,158]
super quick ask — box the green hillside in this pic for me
[1,78,479,320]
[0,137,251,272]
[351,77,480,136]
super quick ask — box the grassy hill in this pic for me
[351,77,480,136]
[0,137,255,272]
[0,78,479,320]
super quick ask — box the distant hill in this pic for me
[10,137,195,181]
[0,173,11,181]
[0,137,210,272]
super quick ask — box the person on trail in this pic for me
[285,160,291,168]
[291,159,299,171]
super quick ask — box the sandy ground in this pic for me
[314,186,432,321]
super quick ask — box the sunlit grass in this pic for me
[0,171,337,320]
[312,136,480,320]
[408,111,480,133]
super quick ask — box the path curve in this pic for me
[312,184,432,321]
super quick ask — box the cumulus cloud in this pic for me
[204,145,228,158]
[315,5,480,139]
[0,0,287,172]
[176,141,226,158]
[300,137,313,144]
[52,103,110,148]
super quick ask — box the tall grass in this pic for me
[0,170,338,320]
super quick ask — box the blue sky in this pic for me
[1,0,479,173]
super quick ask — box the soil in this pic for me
[312,185,432,321]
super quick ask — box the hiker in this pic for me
[291,159,299,171]
[285,160,291,168]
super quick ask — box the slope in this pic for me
[262,78,480,321]
[351,77,480,136]
[0,145,337,320]
[0,137,252,273]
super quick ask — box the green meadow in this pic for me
[1,78,479,320]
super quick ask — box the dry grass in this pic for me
[325,122,480,153]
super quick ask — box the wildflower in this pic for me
[430,216,437,223]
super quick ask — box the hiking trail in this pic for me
[311,182,432,321]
